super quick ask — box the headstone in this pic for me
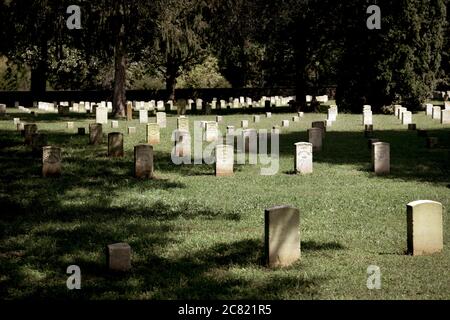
[107,243,131,272]
[432,106,441,120]
[441,109,450,124]
[96,106,108,124]
[298,112,304,118]
[13,118,20,125]
[205,121,219,142]
[312,121,326,137]
[111,120,119,129]
[402,111,412,125]
[363,110,373,126]
[254,115,261,123]
[67,122,74,129]
[363,105,371,112]
[241,120,249,129]
[89,123,103,145]
[177,116,189,132]
[31,133,48,156]
[265,206,300,268]
[174,130,191,158]
[425,104,433,116]
[226,126,235,135]
[408,123,417,131]
[308,128,322,152]
[108,133,124,158]
[146,123,160,145]
[426,137,438,149]
[134,144,154,178]
[266,112,272,118]
[42,146,62,177]
[292,116,300,123]
[127,102,133,121]
[295,142,313,174]
[78,128,86,135]
[407,200,443,256]
[24,124,38,145]
[128,127,136,135]
[216,116,223,123]
[139,110,148,124]
[368,138,380,150]
[372,142,390,175]
[17,122,25,132]
[0,104,6,114]
[242,129,258,154]
[282,120,289,127]
[156,112,167,129]
[215,144,234,177]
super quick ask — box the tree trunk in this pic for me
[112,7,126,117]
[294,24,307,112]
[30,40,48,95]
[165,56,178,101]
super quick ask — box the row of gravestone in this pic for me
[106,201,444,272]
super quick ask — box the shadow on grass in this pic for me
[0,238,331,299]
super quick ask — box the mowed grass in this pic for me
[0,107,449,300]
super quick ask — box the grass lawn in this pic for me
[0,107,449,300]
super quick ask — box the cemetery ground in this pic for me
[0,107,449,300]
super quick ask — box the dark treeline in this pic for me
[0,0,449,115]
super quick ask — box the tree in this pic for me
[336,0,447,111]
[151,0,209,100]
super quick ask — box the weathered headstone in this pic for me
[363,110,373,126]
[372,142,390,175]
[134,144,154,178]
[215,144,234,176]
[42,146,62,177]
[156,112,167,129]
[254,115,261,123]
[31,133,48,156]
[89,123,103,145]
[126,102,133,121]
[205,121,219,142]
[139,110,149,124]
[17,122,25,132]
[432,106,441,120]
[407,200,443,256]
[128,127,136,135]
[241,120,249,129]
[24,124,38,145]
[264,206,300,268]
[177,116,189,132]
[425,104,433,116]
[0,104,6,114]
[282,120,289,127]
[108,133,124,158]
[174,130,191,158]
[402,111,412,125]
[368,138,380,150]
[111,120,119,129]
[312,121,326,137]
[266,112,272,118]
[441,109,450,124]
[107,243,132,272]
[294,142,313,174]
[146,123,160,145]
[308,128,322,152]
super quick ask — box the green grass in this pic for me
[0,107,449,300]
